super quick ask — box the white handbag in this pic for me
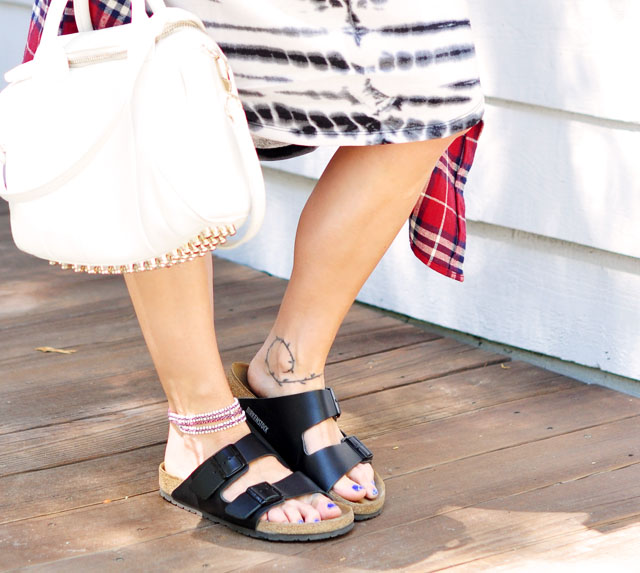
[0,0,265,274]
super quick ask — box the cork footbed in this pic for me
[228,362,385,520]
[158,463,354,541]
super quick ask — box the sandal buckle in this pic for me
[213,444,245,479]
[327,387,341,418]
[344,435,373,462]
[246,482,283,506]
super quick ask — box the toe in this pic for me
[297,499,322,523]
[265,506,288,523]
[282,501,304,524]
[309,493,342,520]
[331,474,367,502]
[347,463,378,499]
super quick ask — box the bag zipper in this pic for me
[67,20,206,67]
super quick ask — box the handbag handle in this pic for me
[72,0,168,33]
[42,0,151,40]
[40,0,150,46]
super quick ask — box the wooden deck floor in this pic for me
[2,200,640,571]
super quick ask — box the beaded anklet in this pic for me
[168,398,246,435]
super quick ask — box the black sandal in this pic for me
[228,363,385,521]
[159,433,354,541]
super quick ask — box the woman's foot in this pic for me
[164,421,343,523]
[246,343,379,503]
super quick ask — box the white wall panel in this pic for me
[271,102,640,259]
[467,103,640,258]
[468,0,640,122]
[0,1,31,89]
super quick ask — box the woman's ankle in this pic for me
[164,421,251,480]
[248,336,327,397]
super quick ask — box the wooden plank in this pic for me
[246,420,640,571]
[403,464,640,571]
[355,382,640,473]
[0,276,285,363]
[0,403,167,477]
[0,493,209,571]
[325,338,507,400]
[339,363,583,440]
[0,445,164,525]
[25,531,319,573]
[0,492,303,571]
[225,323,441,369]
[1,322,437,435]
[448,524,640,572]
[4,366,633,527]
[0,264,279,335]
[6,417,639,571]
[1,300,389,390]
[0,339,502,475]
[353,417,640,536]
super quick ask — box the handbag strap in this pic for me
[72,0,168,33]
[72,0,94,32]
[42,0,151,45]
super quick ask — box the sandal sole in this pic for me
[160,489,354,542]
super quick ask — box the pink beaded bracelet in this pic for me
[168,398,246,435]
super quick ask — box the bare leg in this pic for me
[124,256,341,523]
[248,132,465,501]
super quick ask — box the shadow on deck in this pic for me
[1,199,639,571]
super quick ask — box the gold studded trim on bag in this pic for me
[48,224,236,275]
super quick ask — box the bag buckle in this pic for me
[344,435,373,462]
[246,482,283,506]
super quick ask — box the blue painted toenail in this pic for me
[352,484,364,491]
[314,518,320,522]
[327,502,337,508]
[372,488,378,495]
[298,519,304,523]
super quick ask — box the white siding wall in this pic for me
[0,0,31,88]
[1,1,638,382]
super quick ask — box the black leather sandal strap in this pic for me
[234,432,277,464]
[188,443,247,500]
[274,471,325,498]
[225,481,285,523]
[171,434,298,528]
[302,435,374,492]
[225,471,324,526]
[241,387,341,438]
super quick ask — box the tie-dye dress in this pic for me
[22,0,485,281]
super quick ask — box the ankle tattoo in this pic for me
[265,336,322,386]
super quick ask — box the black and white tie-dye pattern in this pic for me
[167,0,484,149]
